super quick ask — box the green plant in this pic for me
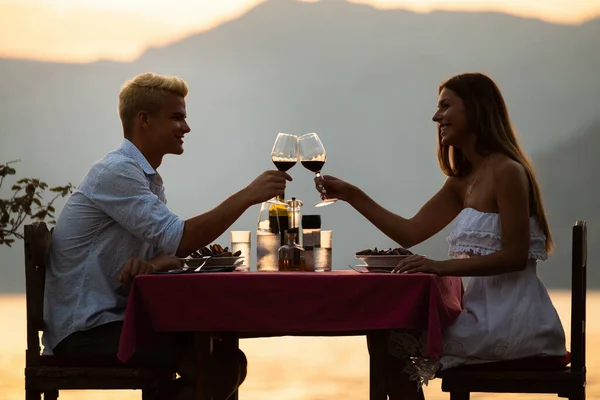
[0,160,73,246]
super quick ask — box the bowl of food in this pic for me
[354,247,413,270]
[181,244,244,268]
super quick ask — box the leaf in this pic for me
[32,211,47,220]
[50,184,74,197]
[1,161,72,247]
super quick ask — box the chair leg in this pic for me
[43,390,58,400]
[25,390,41,400]
[141,388,160,400]
[450,392,470,400]
[569,386,585,400]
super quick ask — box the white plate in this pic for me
[354,254,410,268]
[180,256,244,268]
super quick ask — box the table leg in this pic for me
[194,332,214,400]
[222,334,240,400]
[368,332,387,400]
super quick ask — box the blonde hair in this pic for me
[118,72,189,135]
[437,73,553,253]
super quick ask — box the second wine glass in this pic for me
[269,132,298,206]
[298,132,338,207]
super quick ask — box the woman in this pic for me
[316,73,567,399]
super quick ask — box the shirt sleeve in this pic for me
[82,159,184,256]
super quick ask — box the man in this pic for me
[42,72,291,399]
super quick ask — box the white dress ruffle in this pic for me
[388,208,567,387]
[440,208,566,369]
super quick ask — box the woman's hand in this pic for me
[314,175,356,202]
[392,254,443,275]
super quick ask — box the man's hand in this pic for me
[392,255,443,275]
[117,257,156,285]
[244,170,292,205]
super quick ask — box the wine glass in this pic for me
[269,132,298,205]
[298,132,338,207]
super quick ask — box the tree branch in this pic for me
[0,160,72,247]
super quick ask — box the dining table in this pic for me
[118,270,464,399]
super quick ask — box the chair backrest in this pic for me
[24,221,52,365]
[570,221,587,373]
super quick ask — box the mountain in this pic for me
[1,0,598,292]
[533,121,600,288]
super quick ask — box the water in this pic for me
[314,247,332,272]
[314,230,332,272]
[256,233,279,272]
[302,228,319,271]
[232,242,251,271]
[2,292,599,400]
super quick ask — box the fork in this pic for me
[193,257,210,272]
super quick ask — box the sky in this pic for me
[1,0,600,63]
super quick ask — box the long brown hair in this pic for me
[437,72,553,252]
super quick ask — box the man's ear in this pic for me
[137,111,150,128]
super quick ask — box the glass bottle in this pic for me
[269,194,289,246]
[286,197,303,245]
[278,228,306,272]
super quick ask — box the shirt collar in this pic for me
[118,139,157,177]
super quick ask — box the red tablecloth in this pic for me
[118,271,463,362]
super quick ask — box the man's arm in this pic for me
[86,161,291,257]
[117,252,183,284]
[176,188,252,257]
[176,170,292,256]
[86,160,186,256]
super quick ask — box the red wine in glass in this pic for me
[298,132,338,207]
[269,133,299,206]
[300,160,325,173]
[273,160,297,172]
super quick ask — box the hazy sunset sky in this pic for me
[1,0,599,63]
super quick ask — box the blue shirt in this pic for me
[42,139,185,353]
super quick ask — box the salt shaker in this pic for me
[301,215,321,272]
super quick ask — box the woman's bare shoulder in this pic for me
[492,154,527,180]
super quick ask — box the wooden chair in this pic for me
[24,222,174,400]
[439,220,587,400]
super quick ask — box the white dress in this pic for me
[439,207,567,369]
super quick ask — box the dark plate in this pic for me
[151,266,237,275]
[179,256,244,267]
[348,265,395,274]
